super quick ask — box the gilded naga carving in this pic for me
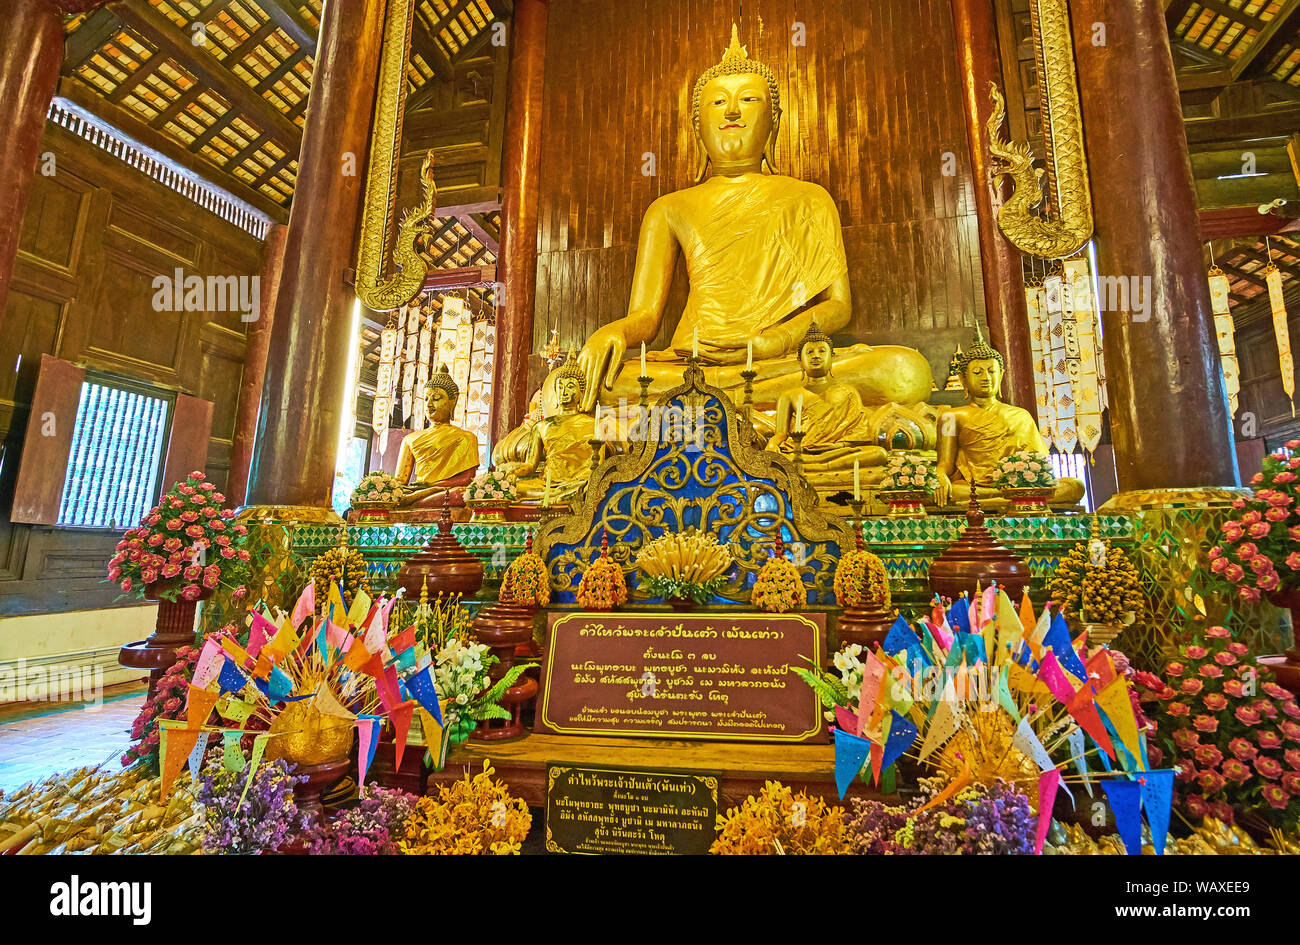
[354,0,435,312]
[987,0,1093,260]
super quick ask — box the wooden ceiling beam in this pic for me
[459,211,499,254]
[412,9,455,83]
[114,0,303,153]
[1233,0,1300,80]
[254,0,320,56]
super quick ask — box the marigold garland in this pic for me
[308,546,372,615]
[576,533,627,611]
[399,761,531,854]
[711,780,849,854]
[752,544,804,613]
[1049,525,1144,624]
[500,532,550,607]
[833,548,891,610]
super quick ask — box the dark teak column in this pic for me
[492,0,548,445]
[949,0,1035,417]
[1072,0,1238,492]
[246,0,386,509]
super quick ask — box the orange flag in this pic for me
[1019,591,1036,636]
[1094,679,1142,763]
[342,640,373,672]
[389,701,416,771]
[159,720,202,800]
[185,684,219,729]
[916,760,972,814]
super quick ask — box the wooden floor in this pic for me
[429,733,893,809]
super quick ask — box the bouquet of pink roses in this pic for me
[1208,440,1300,604]
[107,470,249,603]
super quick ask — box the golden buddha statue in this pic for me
[492,388,543,467]
[766,321,938,492]
[497,352,598,502]
[934,337,1084,508]
[393,366,481,507]
[573,25,933,412]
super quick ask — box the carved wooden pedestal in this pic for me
[471,601,538,741]
[396,500,484,599]
[836,605,896,651]
[928,490,1032,602]
[118,586,209,699]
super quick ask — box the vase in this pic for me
[836,603,896,651]
[470,601,538,741]
[877,489,928,518]
[117,583,212,699]
[1000,487,1056,515]
[667,595,696,612]
[929,490,1032,602]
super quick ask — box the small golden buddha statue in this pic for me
[393,366,481,507]
[572,25,933,412]
[497,351,597,502]
[492,388,543,467]
[934,337,1084,508]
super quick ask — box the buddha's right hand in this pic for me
[577,323,627,412]
[934,470,952,507]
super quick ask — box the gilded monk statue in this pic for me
[393,366,480,507]
[573,25,933,412]
[497,352,597,502]
[934,337,1084,508]
[767,320,938,491]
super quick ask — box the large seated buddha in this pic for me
[573,25,933,414]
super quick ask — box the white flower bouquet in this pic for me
[878,453,939,493]
[466,468,518,503]
[350,471,405,506]
[993,450,1058,491]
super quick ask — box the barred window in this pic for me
[56,378,172,529]
[1049,451,1092,512]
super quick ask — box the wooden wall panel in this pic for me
[0,121,262,616]
[529,0,985,393]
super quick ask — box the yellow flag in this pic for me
[266,617,299,660]
[346,588,372,630]
[918,699,962,763]
[1019,591,1036,636]
[326,582,347,625]
[995,590,1023,665]
[1094,679,1142,763]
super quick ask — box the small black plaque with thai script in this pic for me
[544,763,720,855]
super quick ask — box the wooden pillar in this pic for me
[227,222,286,505]
[948,0,1035,416]
[245,0,386,510]
[491,0,548,445]
[0,0,68,325]
[1072,0,1238,493]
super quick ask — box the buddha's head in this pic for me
[797,320,834,379]
[424,365,460,423]
[553,349,586,410]
[692,24,781,179]
[957,336,1005,400]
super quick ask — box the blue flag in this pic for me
[880,710,918,772]
[947,595,971,635]
[1043,611,1088,680]
[1101,778,1143,855]
[405,665,443,726]
[1139,769,1176,856]
[882,615,920,656]
[217,657,247,695]
[833,728,872,799]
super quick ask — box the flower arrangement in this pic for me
[1133,625,1300,828]
[879,452,940,493]
[306,785,416,855]
[400,761,531,854]
[434,636,535,745]
[1048,524,1145,625]
[1209,441,1300,604]
[635,529,733,604]
[107,471,249,603]
[466,467,518,503]
[308,545,372,615]
[195,754,309,854]
[993,450,1058,491]
[576,535,627,611]
[752,543,804,613]
[499,533,550,607]
[410,586,473,653]
[845,778,1036,855]
[350,471,405,506]
[710,780,849,854]
[121,645,199,773]
[833,545,891,611]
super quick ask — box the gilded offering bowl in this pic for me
[877,489,929,518]
[466,499,510,523]
[265,701,355,767]
[1000,487,1055,515]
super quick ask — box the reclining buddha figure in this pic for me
[573,24,933,414]
[934,335,1085,508]
[393,366,481,508]
[766,320,938,492]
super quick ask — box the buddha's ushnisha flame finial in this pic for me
[601,529,609,558]
[691,22,780,134]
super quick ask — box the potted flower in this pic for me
[109,471,249,694]
[994,450,1058,515]
[349,470,405,521]
[877,453,938,518]
[428,636,534,766]
[635,529,733,610]
[465,466,518,522]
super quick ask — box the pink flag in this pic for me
[857,652,886,738]
[1037,650,1078,705]
[246,610,277,658]
[834,704,859,737]
[191,638,225,690]
[1035,768,1061,854]
[390,701,415,772]
[290,581,316,630]
[325,620,353,652]
[356,717,380,785]
[927,619,954,654]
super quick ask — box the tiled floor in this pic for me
[0,693,144,795]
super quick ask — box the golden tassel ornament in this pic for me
[1265,258,1295,416]
[1207,262,1239,417]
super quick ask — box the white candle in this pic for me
[854,460,861,501]
[795,394,803,433]
[544,467,552,507]
[692,327,699,360]
[640,341,647,376]
[746,339,753,371]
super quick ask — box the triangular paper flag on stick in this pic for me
[356,715,381,785]
[390,701,415,772]
[1019,591,1036,636]
[313,681,357,720]
[857,653,886,738]
[191,637,225,689]
[1035,769,1061,854]
[917,699,962,763]
[290,580,316,630]
[1094,679,1143,763]
[916,760,972,814]
[1139,770,1176,856]
[247,610,277,658]
[236,733,269,813]
[346,589,372,630]
[265,619,300,661]
[404,665,442,724]
[326,582,346,625]
[1037,650,1078,705]
[159,720,201,800]
[995,590,1023,662]
[341,640,373,672]
[833,728,872,799]
[185,684,219,729]
[1066,686,1117,759]
[880,710,918,772]
[834,704,860,737]
[1101,778,1143,855]
[188,731,210,782]
[222,729,244,771]
[1012,718,1058,772]
[1086,649,1117,690]
[1067,727,1093,796]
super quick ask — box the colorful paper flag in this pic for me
[1101,777,1143,855]
[833,728,872,799]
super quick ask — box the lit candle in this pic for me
[795,394,803,433]
[692,327,699,360]
[544,467,552,507]
[640,341,647,376]
[854,460,861,501]
[746,339,753,371]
